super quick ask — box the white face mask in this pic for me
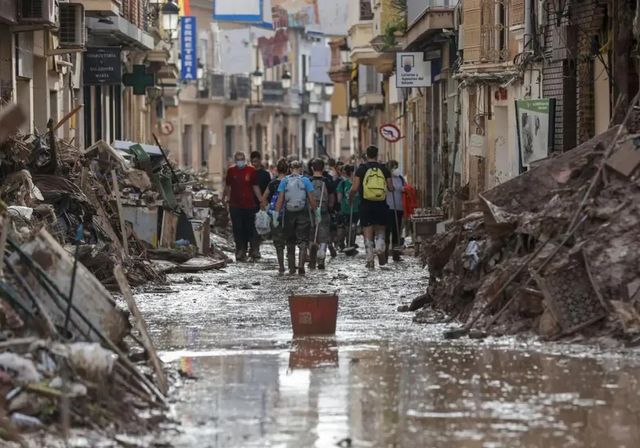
[392,168,401,176]
[236,160,246,169]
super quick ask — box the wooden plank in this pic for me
[53,104,83,132]
[159,210,178,248]
[111,170,129,256]
[8,229,128,343]
[113,264,168,395]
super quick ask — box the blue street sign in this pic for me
[180,16,197,81]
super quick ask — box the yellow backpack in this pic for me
[363,166,387,201]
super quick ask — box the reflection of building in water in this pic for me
[266,338,347,446]
[347,348,403,446]
[191,354,280,447]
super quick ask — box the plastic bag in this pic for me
[255,210,271,236]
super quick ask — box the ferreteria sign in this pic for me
[395,52,431,88]
[84,47,122,85]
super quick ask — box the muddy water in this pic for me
[136,249,640,448]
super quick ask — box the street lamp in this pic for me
[282,70,292,89]
[162,0,180,41]
[252,69,264,87]
[324,84,335,96]
[305,79,315,93]
[314,83,323,96]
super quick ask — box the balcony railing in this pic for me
[407,0,454,27]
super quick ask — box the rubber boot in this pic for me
[276,247,285,274]
[287,245,297,275]
[318,243,327,270]
[328,243,338,258]
[308,245,317,270]
[375,233,387,266]
[298,244,307,276]
[365,240,375,269]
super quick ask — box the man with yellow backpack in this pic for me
[349,145,394,268]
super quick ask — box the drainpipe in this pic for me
[524,0,533,52]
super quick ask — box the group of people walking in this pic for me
[223,145,411,275]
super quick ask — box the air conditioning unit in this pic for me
[18,0,59,26]
[59,3,85,48]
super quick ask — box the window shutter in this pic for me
[463,0,482,63]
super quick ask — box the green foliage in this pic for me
[382,17,406,51]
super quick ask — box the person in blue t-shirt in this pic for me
[274,161,318,276]
[260,158,289,274]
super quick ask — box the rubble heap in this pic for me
[0,111,231,443]
[416,126,640,342]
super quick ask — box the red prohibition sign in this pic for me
[380,123,402,143]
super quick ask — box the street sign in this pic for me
[83,47,122,85]
[396,52,431,88]
[380,123,402,143]
[180,16,197,81]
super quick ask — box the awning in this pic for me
[86,16,154,51]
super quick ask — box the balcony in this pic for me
[262,81,285,104]
[404,0,455,49]
[82,0,155,50]
[349,21,378,66]
[76,0,121,17]
[329,38,352,83]
[358,65,383,107]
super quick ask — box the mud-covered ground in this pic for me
[128,246,640,448]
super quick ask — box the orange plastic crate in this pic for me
[288,294,338,335]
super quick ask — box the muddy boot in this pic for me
[287,246,297,275]
[318,243,327,270]
[298,244,307,276]
[375,234,387,266]
[308,245,317,270]
[276,247,286,274]
[249,241,261,260]
[365,240,375,269]
[392,246,402,262]
[236,249,247,263]
[328,243,338,258]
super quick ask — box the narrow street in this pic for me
[136,249,640,448]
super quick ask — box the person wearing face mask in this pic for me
[385,160,406,262]
[223,152,263,262]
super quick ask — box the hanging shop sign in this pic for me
[515,99,556,169]
[83,47,122,85]
[380,123,402,143]
[395,52,431,88]
[180,16,197,81]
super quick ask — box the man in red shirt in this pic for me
[223,151,263,262]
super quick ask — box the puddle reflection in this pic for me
[160,343,640,448]
[288,337,339,370]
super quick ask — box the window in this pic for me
[201,125,210,167]
[360,0,373,20]
[225,125,235,162]
[255,124,263,153]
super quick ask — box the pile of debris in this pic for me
[0,228,168,445]
[415,125,640,343]
[0,105,231,442]
[0,112,231,289]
